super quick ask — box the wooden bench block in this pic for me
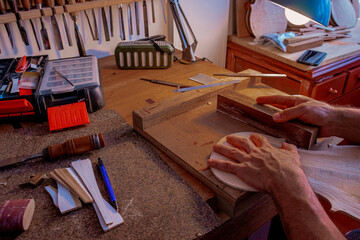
[217,91,319,149]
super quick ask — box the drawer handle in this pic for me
[328,88,338,94]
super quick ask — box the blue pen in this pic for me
[98,157,118,211]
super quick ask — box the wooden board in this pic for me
[132,72,287,217]
[217,91,319,149]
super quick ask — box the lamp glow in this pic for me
[270,0,331,27]
[285,8,311,26]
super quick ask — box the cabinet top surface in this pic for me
[229,21,360,71]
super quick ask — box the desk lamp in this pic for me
[269,0,331,27]
[169,0,198,62]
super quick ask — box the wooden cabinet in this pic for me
[226,34,360,107]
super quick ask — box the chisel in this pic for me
[0,0,14,48]
[88,0,99,40]
[142,0,149,37]
[21,0,41,50]
[127,4,133,35]
[45,0,64,50]
[0,133,105,168]
[161,0,166,23]
[68,0,86,56]
[101,6,110,41]
[78,0,96,40]
[34,0,51,49]
[118,4,125,40]
[150,0,155,23]
[55,0,72,46]
[7,0,29,45]
[134,1,140,35]
[109,5,113,37]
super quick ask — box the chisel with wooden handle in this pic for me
[44,0,64,50]
[34,0,51,49]
[68,0,86,56]
[118,4,125,40]
[0,0,14,48]
[21,0,41,50]
[7,0,29,45]
[55,0,72,46]
[0,133,105,168]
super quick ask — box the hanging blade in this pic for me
[161,0,166,23]
[91,8,99,40]
[150,0,155,23]
[118,4,125,40]
[77,0,96,40]
[7,0,29,45]
[55,0,72,46]
[21,0,40,50]
[34,0,51,49]
[0,0,14,48]
[127,4,133,35]
[143,0,149,37]
[68,0,86,55]
[109,5,113,37]
[101,7,110,41]
[48,6,64,50]
[134,1,140,35]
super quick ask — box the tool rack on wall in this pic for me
[0,0,139,24]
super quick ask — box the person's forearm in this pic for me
[330,107,360,143]
[270,171,344,240]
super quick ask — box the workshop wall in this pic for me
[0,0,231,67]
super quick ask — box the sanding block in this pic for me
[217,91,319,149]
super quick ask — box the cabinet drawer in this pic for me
[311,73,347,102]
[344,66,360,94]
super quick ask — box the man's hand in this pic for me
[207,133,304,194]
[256,95,337,137]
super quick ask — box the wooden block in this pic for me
[286,38,324,53]
[18,9,41,20]
[57,182,82,214]
[216,91,319,149]
[0,199,35,232]
[0,13,16,24]
[54,168,93,203]
[65,0,136,13]
[71,159,113,225]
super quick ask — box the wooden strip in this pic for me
[216,91,318,149]
[0,13,16,24]
[93,199,124,232]
[57,182,82,214]
[213,73,287,78]
[66,168,93,202]
[40,6,64,16]
[18,10,41,20]
[286,38,324,53]
[71,159,113,225]
[49,171,80,199]
[44,185,59,208]
[65,0,137,13]
[284,33,327,44]
[54,168,93,203]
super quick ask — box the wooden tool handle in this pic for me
[45,0,55,7]
[0,0,6,14]
[33,0,42,5]
[55,0,65,6]
[67,0,76,5]
[21,0,31,10]
[77,0,85,4]
[47,133,105,159]
[7,0,18,14]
